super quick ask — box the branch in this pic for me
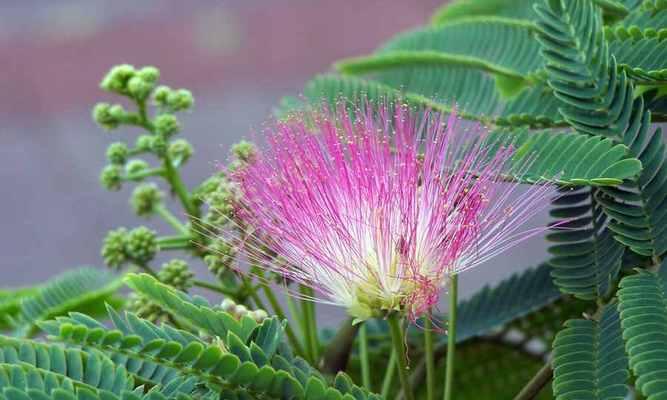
[513,363,553,400]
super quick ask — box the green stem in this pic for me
[162,156,198,219]
[125,167,164,181]
[156,235,192,250]
[381,348,397,399]
[359,323,371,390]
[261,283,307,358]
[285,294,307,343]
[155,204,190,235]
[240,277,268,311]
[134,98,199,228]
[300,285,320,362]
[424,313,435,400]
[443,275,458,400]
[388,314,414,400]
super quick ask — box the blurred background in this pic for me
[1,0,552,318]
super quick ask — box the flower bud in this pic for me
[137,66,160,85]
[135,135,154,152]
[231,140,257,163]
[100,165,123,191]
[168,139,193,166]
[100,64,136,94]
[131,183,162,217]
[205,239,237,279]
[106,142,129,165]
[154,114,180,137]
[220,298,237,313]
[108,104,127,120]
[127,76,152,101]
[125,159,150,179]
[250,309,269,323]
[126,226,158,264]
[153,85,171,107]
[92,103,119,130]
[168,89,194,111]
[101,228,128,269]
[158,259,194,290]
[234,304,248,317]
[150,135,168,156]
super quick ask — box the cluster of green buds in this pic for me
[157,259,195,291]
[128,259,195,323]
[219,298,268,323]
[101,226,159,268]
[204,239,238,280]
[93,64,274,330]
[93,64,194,193]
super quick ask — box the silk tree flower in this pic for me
[226,104,554,322]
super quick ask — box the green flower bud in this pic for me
[126,226,158,264]
[135,135,154,152]
[250,309,269,323]
[234,304,248,317]
[231,140,257,163]
[158,259,194,291]
[92,103,119,130]
[128,293,169,324]
[192,175,225,205]
[205,239,237,279]
[153,85,171,107]
[154,114,180,137]
[100,64,136,94]
[131,183,162,217]
[101,228,128,269]
[137,66,160,85]
[220,298,237,313]
[168,139,193,166]
[167,89,194,111]
[108,104,127,120]
[150,135,168,156]
[127,76,152,101]
[204,181,238,226]
[106,142,129,165]
[100,165,123,191]
[125,159,150,179]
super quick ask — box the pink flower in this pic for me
[228,104,553,321]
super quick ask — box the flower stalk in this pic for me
[443,275,458,400]
[359,322,371,390]
[424,312,435,400]
[388,314,414,400]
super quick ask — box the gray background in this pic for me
[0,0,551,322]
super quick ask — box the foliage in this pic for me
[3,0,667,398]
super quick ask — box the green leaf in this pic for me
[124,273,257,343]
[617,263,667,399]
[13,268,124,337]
[552,304,629,400]
[547,187,625,300]
[620,0,667,30]
[536,0,667,259]
[379,17,543,77]
[0,337,133,395]
[431,0,540,24]
[486,128,642,185]
[607,26,667,83]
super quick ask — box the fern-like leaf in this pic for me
[536,0,667,259]
[11,268,123,337]
[551,303,629,399]
[0,336,134,395]
[617,262,667,400]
